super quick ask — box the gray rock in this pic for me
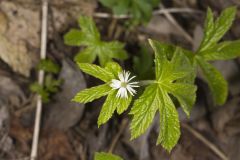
[0,102,9,130]
[0,99,12,153]
[44,60,86,130]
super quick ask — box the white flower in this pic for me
[110,70,139,98]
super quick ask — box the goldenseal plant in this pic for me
[64,16,128,66]
[193,6,239,105]
[72,6,240,152]
[174,6,239,106]
[73,39,197,151]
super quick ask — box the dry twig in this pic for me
[108,119,128,153]
[94,8,202,19]
[30,0,48,159]
[182,123,228,160]
[159,4,194,44]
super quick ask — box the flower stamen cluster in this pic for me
[110,71,139,98]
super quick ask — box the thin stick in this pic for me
[108,119,128,153]
[94,8,202,19]
[30,0,48,159]
[182,123,228,160]
[159,5,194,44]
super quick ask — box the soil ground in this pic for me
[0,0,240,160]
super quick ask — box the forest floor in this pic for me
[0,0,240,160]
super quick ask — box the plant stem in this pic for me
[108,119,128,153]
[181,123,228,160]
[138,80,155,86]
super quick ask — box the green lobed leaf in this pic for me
[94,152,123,160]
[104,61,122,78]
[198,6,237,52]
[78,16,100,42]
[97,90,117,126]
[163,83,196,117]
[116,95,132,114]
[174,48,197,84]
[130,39,196,151]
[64,16,128,66]
[74,47,97,64]
[30,82,42,93]
[64,29,86,46]
[198,8,214,52]
[148,39,171,59]
[98,90,132,126]
[74,61,134,126]
[194,7,238,106]
[72,84,112,103]
[30,82,50,103]
[96,41,128,66]
[148,40,167,80]
[77,63,114,82]
[37,59,60,74]
[77,16,128,66]
[157,88,180,152]
[214,6,236,41]
[149,40,193,82]
[99,54,112,67]
[199,40,240,61]
[148,40,196,83]
[164,48,193,82]
[102,41,128,60]
[196,56,228,105]
[44,74,62,93]
[130,84,159,139]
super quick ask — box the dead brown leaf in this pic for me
[9,116,77,160]
[9,116,32,154]
[39,130,77,160]
[0,1,40,77]
[0,75,26,109]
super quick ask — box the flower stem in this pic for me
[138,80,155,86]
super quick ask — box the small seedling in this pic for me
[30,59,62,103]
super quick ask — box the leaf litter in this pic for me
[0,0,240,160]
